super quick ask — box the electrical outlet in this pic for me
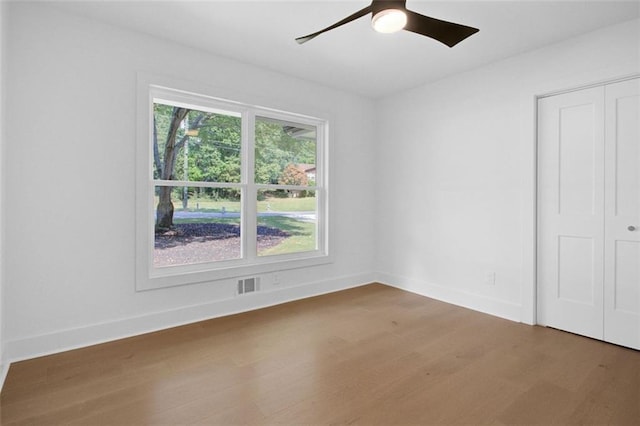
[272,273,280,286]
[484,272,496,286]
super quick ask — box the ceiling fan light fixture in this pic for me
[295,0,478,46]
[371,8,407,33]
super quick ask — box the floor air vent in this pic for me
[238,277,259,295]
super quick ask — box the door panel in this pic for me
[613,241,639,314]
[558,236,595,305]
[537,87,605,340]
[559,103,597,216]
[614,95,639,218]
[604,78,640,349]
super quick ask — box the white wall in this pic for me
[0,0,6,382]
[375,19,640,323]
[3,3,376,361]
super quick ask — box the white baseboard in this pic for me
[5,272,376,364]
[0,362,9,393]
[376,272,522,323]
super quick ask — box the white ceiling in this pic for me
[49,0,640,98]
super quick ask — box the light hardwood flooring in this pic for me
[1,283,639,425]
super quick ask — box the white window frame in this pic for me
[136,75,330,291]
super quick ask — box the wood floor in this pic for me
[2,283,639,425]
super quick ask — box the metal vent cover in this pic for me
[238,277,259,295]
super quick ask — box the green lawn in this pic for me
[257,216,316,256]
[161,196,315,213]
[258,197,315,213]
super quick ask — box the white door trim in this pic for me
[528,74,640,327]
[537,75,640,100]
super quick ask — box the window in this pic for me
[136,81,329,290]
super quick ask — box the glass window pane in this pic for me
[154,186,241,267]
[254,116,316,186]
[153,102,241,183]
[257,189,317,257]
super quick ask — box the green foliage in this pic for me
[154,105,243,204]
[254,120,316,184]
[154,105,242,183]
[155,105,316,188]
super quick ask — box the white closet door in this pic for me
[604,78,640,350]
[537,86,605,340]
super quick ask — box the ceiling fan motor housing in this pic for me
[371,0,408,17]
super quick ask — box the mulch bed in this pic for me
[154,223,289,267]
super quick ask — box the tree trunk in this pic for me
[152,116,162,178]
[156,107,189,230]
[156,186,175,230]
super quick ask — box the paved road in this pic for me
[173,210,316,222]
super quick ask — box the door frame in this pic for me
[526,74,640,326]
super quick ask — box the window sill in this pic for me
[136,252,332,292]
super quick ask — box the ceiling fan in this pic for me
[296,0,479,47]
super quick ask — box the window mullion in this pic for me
[243,111,257,261]
[153,180,243,189]
[316,122,327,255]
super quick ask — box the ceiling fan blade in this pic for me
[404,10,479,47]
[296,5,372,44]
